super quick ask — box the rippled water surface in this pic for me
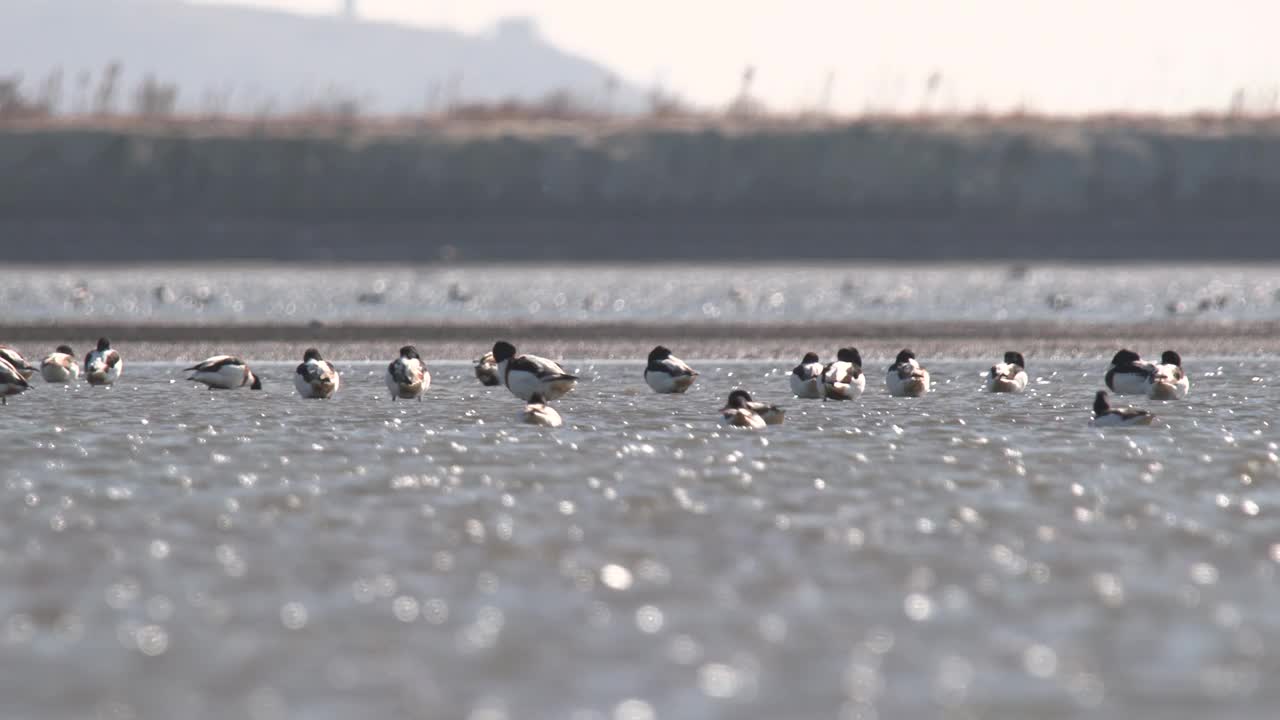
[4,263,1280,325]
[3,359,1280,720]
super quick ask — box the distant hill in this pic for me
[0,0,639,114]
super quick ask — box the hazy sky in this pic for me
[195,0,1278,114]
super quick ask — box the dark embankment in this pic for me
[3,117,1280,261]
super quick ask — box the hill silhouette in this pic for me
[1,0,637,114]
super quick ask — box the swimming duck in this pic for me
[84,338,123,386]
[0,346,35,380]
[1146,350,1189,400]
[644,345,698,394]
[474,351,501,386]
[1092,390,1155,427]
[719,390,767,429]
[294,348,340,399]
[386,345,430,401]
[186,355,261,390]
[887,349,930,397]
[738,389,784,425]
[822,347,866,400]
[491,341,578,402]
[0,357,31,405]
[986,351,1028,393]
[40,345,80,383]
[520,393,564,427]
[789,352,825,398]
[1105,349,1153,395]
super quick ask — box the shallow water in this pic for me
[3,263,1278,325]
[3,359,1280,720]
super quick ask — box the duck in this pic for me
[0,346,36,380]
[0,357,31,405]
[1147,350,1189,400]
[491,341,578,402]
[186,355,261,390]
[1105,349,1154,395]
[1092,390,1155,427]
[719,390,767,429]
[40,345,80,383]
[644,345,698,394]
[737,389,785,425]
[986,351,1028,393]
[822,347,866,400]
[84,338,123,386]
[474,351,501,387]
[386,345,430,401]
[294,348,340,399]
[520,393,564,427]
[887,349,930,397]
[789,352,825,398]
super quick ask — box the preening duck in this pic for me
[1105,349,1153,395]
[1147,350,1189,400]
[0,356,31,405]
[986,351,1028,393]
[0,346,35,380]
[822,347,866,400]
[474,351,501,387]
[719,390,767,429]
[294,348,340,399]
[386,345,430,401]
[520,393,564,427]
[644,345,698,394]
[40,345,80,383]
[186,355,261,390]
[84,338,123,386]
[789,352,825,398]
[492,341,578,402]
[1092,390,1155,427]
[887,349,930,397]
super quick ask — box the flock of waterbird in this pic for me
[0,337,1189,429]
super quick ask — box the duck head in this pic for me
[648,346,673,363]
[1110,349,1141,366]
[837,347,863,365]
[492,341,517,363]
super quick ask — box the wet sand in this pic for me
[2,320,1276,361]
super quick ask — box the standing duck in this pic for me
[386,345,430,401]
[0,356,31,405]
[1105,349,1154,395]
[186,355,262,390]
[986,351,1028,393]
[491,341,578,402]
[0,346,36,380]
[1146,350,1189,400]
[822,347,866,400]
[643,345,698,394]
[40,345,80,383]
[84,338,123,386]
[294,348,340,399]
[789,352,825,398]
[887,349,930,397]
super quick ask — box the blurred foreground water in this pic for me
[2,360,1279,719]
